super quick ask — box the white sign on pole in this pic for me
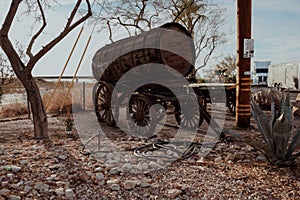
[243,39,254,58]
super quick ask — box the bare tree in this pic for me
[97,0,225,71]
[202,54,237,83]
[0,0,92,139]
[159,0,226,74]
[214,54,237,80]
[95,0,160,41]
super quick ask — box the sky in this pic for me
[221,0,300,64]
[0,0,300,77]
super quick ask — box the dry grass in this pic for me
[43,86,93,113]
[43,89,73,113]
[0,102,28,118]
[0,81,95,118]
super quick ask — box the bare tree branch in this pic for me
[114,16,144,32]
[0,37,26,76]
[197,37,209,57]
[0,0,25,74]
[193,36,216,75]
[0,0,22,37]
[66,0,82,28]
[190,14,205,33]
[106,20,114,43]
[170,0,180,18]
[195,23,209,54]
[26,0,47,58]
[135,0,147,26]
[172,0,192,23]
[134,0,154,30]
[26,0,92,71]
[148,12,159,29]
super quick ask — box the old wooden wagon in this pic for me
[92,22,236,137]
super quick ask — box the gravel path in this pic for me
[1,112,300,199]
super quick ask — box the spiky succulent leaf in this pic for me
[283,92,292,125]
[286,128,300,158]
[271,90,277,136]
[278,91,285,117]
[251,100,275,155]
[223,128,277,163]
[242,137,273,161]
[273,113,292,160]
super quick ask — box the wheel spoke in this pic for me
[142,120,147,127]
[142,101,147,111]
[98,96,105,104]
[135,99,141,110]
[189,117,196,127]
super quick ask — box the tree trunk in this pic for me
[20,73,48,139]
[1,0,92,140]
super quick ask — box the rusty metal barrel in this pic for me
[92,22,195,83]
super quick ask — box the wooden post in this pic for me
[236,0,252,127]
[82,81,86,110]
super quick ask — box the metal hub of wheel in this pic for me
[136,111,145,122]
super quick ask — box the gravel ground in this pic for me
[1,111,300,200]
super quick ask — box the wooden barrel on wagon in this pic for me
[92,22,196,83]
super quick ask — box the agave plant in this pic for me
[225,91,300,166]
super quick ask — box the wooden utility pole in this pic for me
[236,0,252,127]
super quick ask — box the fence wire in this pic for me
[0,78,96,119]
[0,93,27,109]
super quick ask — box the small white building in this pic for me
[268,61,300,89]
[252,61,271,85]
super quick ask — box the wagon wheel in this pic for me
[175,95,206,128]
[95,82,118,126]
[127,94,157,137]
[226,90,236,114]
